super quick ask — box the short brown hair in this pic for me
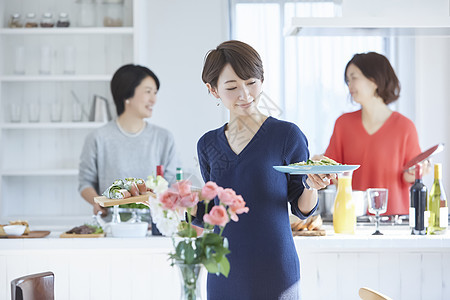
[202,40,264,89]
[345,52,400,104]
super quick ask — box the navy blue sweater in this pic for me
[196,117,317,300]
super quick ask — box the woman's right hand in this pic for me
[94,203,108,216]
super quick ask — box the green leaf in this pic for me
[218,256,230,277]
[203,233,222,245]
[203,257,219,274]
[184,243,195,264]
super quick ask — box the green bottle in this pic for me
[427,163,448,234]
[176,167,183,182]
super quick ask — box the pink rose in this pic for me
[201,181,221,201]
[159,190,180,210]
[218,188,237,206]
[228,195,249,222]
[203,205,229,227]
[172,180,192,197]
[179,192,199,208]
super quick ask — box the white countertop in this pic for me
[295,225,450,251]
[2,225,449,252]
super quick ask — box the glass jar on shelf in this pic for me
[24,13,38,28]
[9,13,23,28]
[40,12,55,28]
[56,12,70,27]
[77,0,97,27]
[102,0,124,27]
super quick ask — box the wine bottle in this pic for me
[156,165,164,177]
[427,163,448,234]
[410,164,427,235]
[151,165,164,236]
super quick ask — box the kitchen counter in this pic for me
[1,226,449,300]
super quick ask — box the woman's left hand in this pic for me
[305,173,336,190]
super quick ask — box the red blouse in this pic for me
[325,110,421,215]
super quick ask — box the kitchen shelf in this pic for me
[0,27,134,35]
[0,75,111,82]
[2,169,79,176]
[0,0,141,225]
[0,122,106,129]
[285,16,450,36]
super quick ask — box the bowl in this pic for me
[3,225,26,236]
[110,222,148,238]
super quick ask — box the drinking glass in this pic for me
[72,101,82,122]
[39,46,51,74]
[50,102,62,122]
[366,188,388,235]
[28,102,40,122]
[14,46,25,75]
[63,46,75,74]
[10,103,22,122]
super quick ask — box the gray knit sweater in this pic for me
[78,120,178,195]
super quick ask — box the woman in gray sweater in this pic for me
[78,64,178,215]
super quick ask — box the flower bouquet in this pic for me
[145,176,249,299]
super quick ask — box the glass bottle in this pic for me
[56,12,70,27]
[176,167,184,182]
[427,163,448,234]
[410,164,428,235]
[151,165,164,236]
[77,0,97,27]
[9,13,23,28]
[25,13,38,28]
[102,0,124,27]
[40,12,55,28]
[333,171,356,234]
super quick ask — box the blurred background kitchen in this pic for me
[1,0,448,228]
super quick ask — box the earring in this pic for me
[125,99,130,104]
[216,99,221,107]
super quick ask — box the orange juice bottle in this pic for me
[333,171,356,234]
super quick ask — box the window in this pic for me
[231,0,388,155]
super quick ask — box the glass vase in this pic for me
[175,262,204,300]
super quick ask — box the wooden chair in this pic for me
[359,287,393,300]
[11,271,54,300]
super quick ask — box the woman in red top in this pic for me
[321,52,423,215]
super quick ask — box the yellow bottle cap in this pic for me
[434,163,442,179]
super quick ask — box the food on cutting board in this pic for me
[290,214,323,232]
[9,220,30,234]
[0,220,31,237]
[0,225,6,237]
[65,224,103,235]
[289,156,341,166]
[102,177,148,199]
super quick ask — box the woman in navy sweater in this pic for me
[194,40,334,300]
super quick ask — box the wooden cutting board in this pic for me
[0,231,51,239]
[60,232,105,238]
[293,229,326,236]
[94,192,155,207]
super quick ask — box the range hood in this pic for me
[285,16,450,37]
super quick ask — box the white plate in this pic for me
[273,165,360,174]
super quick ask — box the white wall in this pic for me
[137,0,229,185]
[414,37,450,189]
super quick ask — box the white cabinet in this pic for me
[0,0,142,225]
